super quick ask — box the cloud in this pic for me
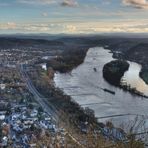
[42,12,48,17]
[18,0,78,7]
[0,22,17,30]
[1,19,148,34]
[65,25,77,32]
[0,22,78,33]
[123,0,148,9]
[0,23,49,32]
[18,0,57,5]
[7,22,16,27]
[102,0,111,5]
[61,0,78,7]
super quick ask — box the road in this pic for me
[19,64,84,147]
[19,64,58,121]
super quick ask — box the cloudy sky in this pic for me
[0,0,148,34]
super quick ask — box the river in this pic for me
[54,47,148,127]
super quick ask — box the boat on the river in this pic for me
[103,88,115,95]
[93,68,97,72]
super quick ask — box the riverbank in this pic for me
[31,48,99,128]
[47,46,89,73]
[28,65,138,147]
[53,46,148,123]
[28,63,144,147]
[106,41,148,87]
[123,44,148,87]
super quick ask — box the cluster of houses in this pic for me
[0,49,31,67]
[0,54,67,147]
[0,100,66,147]
[101,125,127,142]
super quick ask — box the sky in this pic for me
[0,0,148,34]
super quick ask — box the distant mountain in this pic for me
[1,33,148,40]
[0,37,64,50]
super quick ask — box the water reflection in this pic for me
[121,61,148,96]
[54,47,148,126]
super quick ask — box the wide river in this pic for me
[54,47,148,127]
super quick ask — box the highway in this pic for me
[19,64,58,121]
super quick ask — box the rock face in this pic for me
[103,60,129,86]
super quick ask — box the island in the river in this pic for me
[103,60,129,86]
[103,60,148,98]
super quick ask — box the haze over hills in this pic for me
[1,33,148,40]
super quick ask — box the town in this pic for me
[0,36,146,148]
[0,63,68,147]
[1,0,148,147]
[0,39,83,147]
